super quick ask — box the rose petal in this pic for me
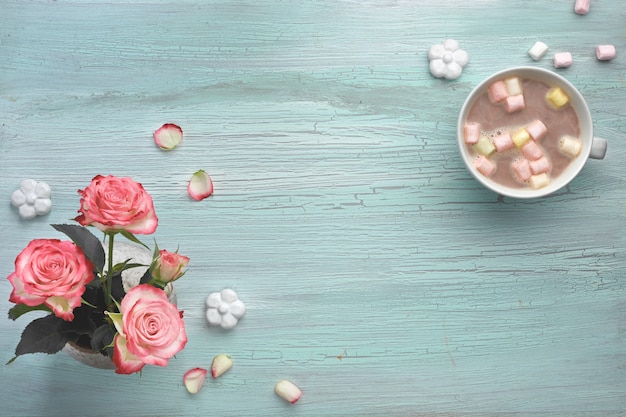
[188,170,214,201]
[183,368,208,394]
[154,123,183,150]
[112,334,145,374]
[275,379,302,404]
[211,354,233,378]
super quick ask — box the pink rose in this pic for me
[7,239,94,321]
[75,175,158,234]
[150,250,189,284]
[111,284,187,374]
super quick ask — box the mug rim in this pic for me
[457,66,593,199]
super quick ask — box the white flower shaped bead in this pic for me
[429,39,469,80]
[11,179,52,220]
[206,289,245,329]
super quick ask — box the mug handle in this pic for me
[590,137,607,160]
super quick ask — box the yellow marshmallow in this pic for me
[474,135,496,156]
[546,87,569,109]
[512,129,531,148]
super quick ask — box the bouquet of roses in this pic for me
[6,175,189,374]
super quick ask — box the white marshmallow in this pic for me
[528,41,549,61]
[505,77,523,96]
[559,135,582,158]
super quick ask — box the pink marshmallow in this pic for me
[574,0,590,15]
[512,158,532,182]
[504,95,525,113]
[553,52,573,68]
[464,122,481,144]
[526,119,547,141]
[488,81,508,103]
[529,157,551,174]
[493,132,514,152]
[596,45,616,61]
[474,155,496,177]
[521,141,543,161]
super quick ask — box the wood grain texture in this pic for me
[1,1,625,416]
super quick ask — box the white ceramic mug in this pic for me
[457,66,607,199]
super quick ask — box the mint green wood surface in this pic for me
[1,1,625,416]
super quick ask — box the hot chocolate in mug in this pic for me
[457,66,607,199]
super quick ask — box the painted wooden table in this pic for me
[1,1,625,416]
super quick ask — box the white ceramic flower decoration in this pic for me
[206,289,246,329]
[11,179,52,219]
[428,39,469,80]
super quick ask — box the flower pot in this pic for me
[63,241,176,368]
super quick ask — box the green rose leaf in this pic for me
[52,224,105,273]
[12,315,70,358]
[90,324,115,357]
[7,304,51,321]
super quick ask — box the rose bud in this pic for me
[274,379,302,404]
[150,249,190,284]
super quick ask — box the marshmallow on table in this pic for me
[493,132,514,152]
[553,52,573,68]
[512,158,532,182]
[488,80,508,103]
[464,122,481,144]
[596,45,616,61]
[528,41,549,61]
[504,95,525,113]
[559,135,582,158]
[474,155,497,177]
[526,119,547,141]
[574,0,590,15]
